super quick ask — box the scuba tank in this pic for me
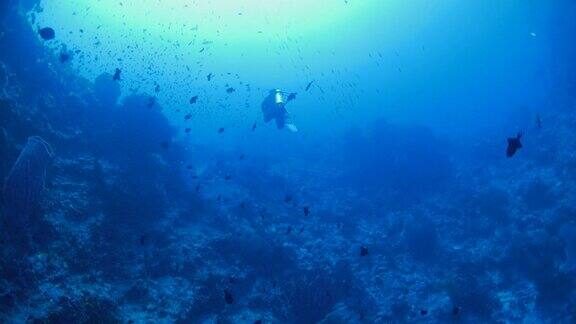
[274,89,285,105]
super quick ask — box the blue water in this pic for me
[1,0,576,322]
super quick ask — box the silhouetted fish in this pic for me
[360,246,369,256]
[252,122,257,131]
[536,114,542,129]
[207,73,213,81]
[189,95,198,104]
[284,194,293,203]
[38,27,55,40]
[139,234,148,246]
[113,68,121,81]
[59,53,70,63]
[160,141,170,149]
[303,206,310,216]
[184,114,192,120]
[287,92,297,102]
[185,128,191,133]
[305,80,314,91]
[452,306,460,316]
[218,127,225,134]
[420,309,428,316]
[147,97,156,108]
[506,133,523,158]
[224,289,234,304]
[226,87,235,93]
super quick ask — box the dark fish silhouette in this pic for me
[160,141,170,150]
[113,68,121,81]
[252,122,257,131]
[536,114,542,129]
[360,246,369,256]
[147,97,156,108]
[224,289,234,304]
[39,27,55,40]
[239,154,245,160]
[139,234,149,246]
[420,309,428,316]
[155,84,160,93]
[59,53,70,63]
[506,133,523,158]
[305,80,314,91]
[207,73,213,81]
[218,127,225,134]
[452,306,460,316]
[184,114,192,120]
[284,194,293,203]
[303,206,311,216]
[185,128,191,133]
[225,175,232,181]
[287,92,297,102]
[226,87,235,93]
[189,96,198,104]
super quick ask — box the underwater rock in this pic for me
[94,73,121,107]
[2,136,54,231]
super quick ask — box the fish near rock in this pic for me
[38,27,55,40]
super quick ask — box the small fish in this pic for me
[186,165,193,170]
[303,206,310,216]
[218,127,225,134]
[207,73,213,81]
[147,97,156,108]
[420,309,428,316]
[139,234,148,246]
[38,27,55,40]
[284,194,293,203]
[225,175,232,181]
[452,306,460,316]
[285,226,293,234]
[536,114,542,129]
[506,133,523,158]
[287,92,297,102]
[254,320,263,324]
[226,87,235,93]
[160,141,170,150]
[251,122,257,131]
[305,80,314,91]
[189,95,198,104]
[239,154,245,160]
[360,246,369,256]
[224,289,234,304]
[184,114,192,120]
[113,68,121,81]
[155,84,160,93]
[59,53,70,63]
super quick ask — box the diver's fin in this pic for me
[286,124,298,133]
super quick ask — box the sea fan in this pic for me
[2,136,53,231]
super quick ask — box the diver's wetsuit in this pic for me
[261,91,288,129]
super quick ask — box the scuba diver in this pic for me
[261,89,298,132]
